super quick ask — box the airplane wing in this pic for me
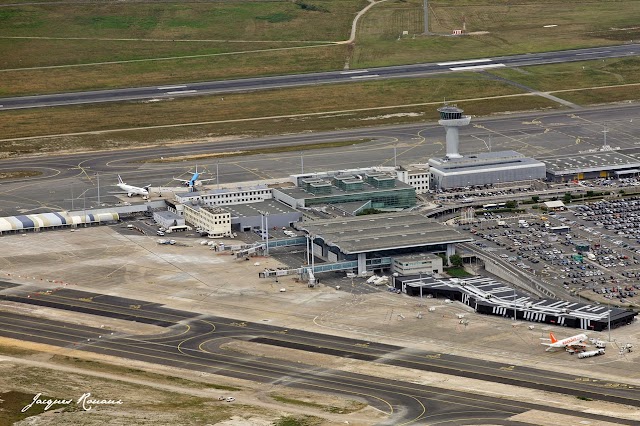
[197,178,216,183]
[173,177,190,184]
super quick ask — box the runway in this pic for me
[0,104,639,216]
[0,45,637,110]
[0,282,638,425]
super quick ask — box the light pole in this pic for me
[393,144,398,168]
[96,172,100,205]
[608,299,611,342]
[216,161,220,189]
[513,287,517,321]
[300,151,304,174]
[265,212,269,256]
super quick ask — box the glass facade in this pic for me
[303,188,416,209]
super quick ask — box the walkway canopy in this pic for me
[0,212,119,233]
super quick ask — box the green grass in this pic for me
[0,1,364,41]
[445,267,473,278]
[142,139,374,163]
[0,73,546,157]
[488,58,640,92]
[1,0,638,95]
[352,0,640,68]
[0,1,365,95]
[0,44,348,97]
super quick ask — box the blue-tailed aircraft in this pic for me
[173,165,215,188]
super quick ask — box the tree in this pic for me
[563,192,573,203]
[505,200,518,209]
[449,254,463,268]
[531,195,540,203]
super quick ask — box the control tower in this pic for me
[438,106,471,159]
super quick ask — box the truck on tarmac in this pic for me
[577,348,605,359]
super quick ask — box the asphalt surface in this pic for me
[0,282,638,425]
[0,104,639,215]
[0,45,638,110]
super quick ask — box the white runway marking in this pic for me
[165,90,198,95]
[437,58,492,66]
[340,70,369,74]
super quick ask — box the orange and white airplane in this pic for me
[541,332,589,352]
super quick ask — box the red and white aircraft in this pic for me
[541,332,589,352]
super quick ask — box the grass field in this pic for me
[0,73,563,158]
[3,0,639,95]
[0,0,365,95]
[2,55,640,158]
[0,74,524,139]
[0,94,557,159]
[352,0,640,67]
[488,57,640,91]
[0,44,348,96]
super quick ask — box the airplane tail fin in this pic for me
[118,175,124,184]
[143,184,151,191]
[549,332,557,344]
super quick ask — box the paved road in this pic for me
[0,104,638,216]
[0,45,638,110]
[0,283,638,425]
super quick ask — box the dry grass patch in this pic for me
[0,44,347,96]
[0,170,42,180]
[488,57,640,92]
[352,0,640,67]
[556,85,640,105]
[0,74,523,140]
[0,0,366,94]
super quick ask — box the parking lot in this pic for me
[459,199,640,308]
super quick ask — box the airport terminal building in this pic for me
[274,172,416,209]
[224,199,302,232]
[393,275,638,330]
[294,212,471,274]
[429,151,546,189]
[542,148,640,182]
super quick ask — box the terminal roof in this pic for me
[397,275,634,323]
[224,199,298,218]
[542,148,640,175]
[277,179,414,200]
[295,212,472,254]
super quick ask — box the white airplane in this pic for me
[173,165,215,188]
[541,332,589,352]
[117,175,150,198]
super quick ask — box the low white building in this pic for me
[175,185,272,207]
[391,253,443,276]
[396,164,431,194]
[183,204,231,238]
[153,211,185,229]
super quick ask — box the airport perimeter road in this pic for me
[0,284,638,425]
[0,45,638,110]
